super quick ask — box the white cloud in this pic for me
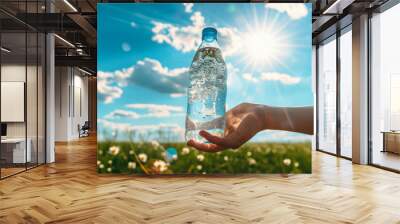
[151,11,241,56]
[260,72,301,85]
[105,104,185,120]
[253,130,311,142]
[98,67,134,104]
[170,93,185,98]
[130,21,137,28]
[226,63,239,88]
[265,3,308,20]
[98,58,188,104]
[130,58,189,94]
[105,109,140,119]
[126,103,184,118]
[242,73,258,83]
[99,119,184,132]
[183,3,193,13]
[151,12,204,53]
[121,42,131,52]
[98,119,185,140]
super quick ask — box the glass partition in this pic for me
[371,4,400,171]
[1,30,28,177]
[0,1,46,179]
[317,36,337,154]
[339,28,352,158]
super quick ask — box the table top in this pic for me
[381,131,400,134]
[1,138,30,143]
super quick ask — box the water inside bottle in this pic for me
[185,46,227,143]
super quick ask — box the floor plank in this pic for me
[1,135,400,223]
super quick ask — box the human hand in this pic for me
[187,103,267,152]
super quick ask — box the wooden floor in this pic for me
[1,136,400,224]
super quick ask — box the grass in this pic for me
[97,140,311,174]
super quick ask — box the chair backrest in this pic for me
[82,121,90,129]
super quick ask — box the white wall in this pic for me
[55,67,89,141]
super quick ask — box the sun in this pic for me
[239,11,292,70]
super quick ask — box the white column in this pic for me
[46,33,55,163]
[45,1,55,163]
[352,14,369,164]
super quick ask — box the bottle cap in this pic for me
[202,27,217,42]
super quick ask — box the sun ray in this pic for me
[235,5,299,73]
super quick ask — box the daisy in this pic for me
[138,153,148,163]
[181,147,190,155]
[150,140,160,148]
[128,162,136,169]
[248,158,256,165]
[283,158,291,166]
[197,154,204,162]
[109,146,120,155]
[153,160,168,172]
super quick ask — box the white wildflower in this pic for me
[107,167,112,172]
[247,151,252,157]
[150,140,160,148]
[197,154,204,162]
[128,161,136,169]
[224,156,229,161]
[138,153,148,163]
[248,158,256,165]
[283,158,291,166]
[99,164,104,169]
[97,160,101,165]
[129,150,134,155]
[108,160,112,165]
[182,147,190,155]
[197,165,202,170]
[153,160,168,172]
[109,146,120,155]
[294,162,299,168]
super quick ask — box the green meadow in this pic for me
[97,140,311,174]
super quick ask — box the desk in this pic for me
[382,131,400,154]
[1,138,31,163]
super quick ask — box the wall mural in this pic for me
[97,3,313,174]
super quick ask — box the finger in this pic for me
[199,130,227,146]
[187,140,224,152]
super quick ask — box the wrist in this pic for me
[253,104,271,131]
[257,105,283,131]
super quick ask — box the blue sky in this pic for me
[97,3,312,142]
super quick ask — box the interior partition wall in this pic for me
[0,1,46,179]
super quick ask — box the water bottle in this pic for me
[185,27,227,143]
